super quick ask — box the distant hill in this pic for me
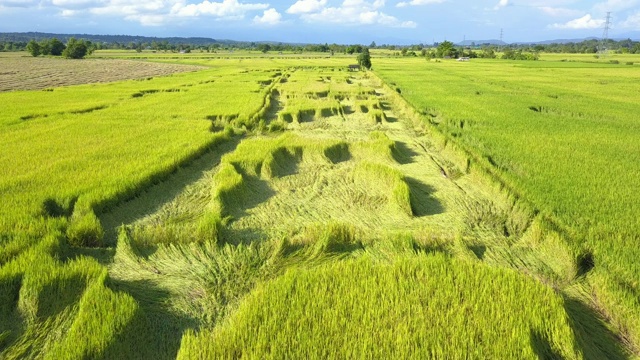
[458,36,639,47]
[0,32,243,46]
[2,31,638,48]
[456,40,506,46]
[518,37,599,45]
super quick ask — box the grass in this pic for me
[0,58,285,358]
[375,56,640,351]
[0,63,276,249]
[0,55,635,359]
[178,253,582,359]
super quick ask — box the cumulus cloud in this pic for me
[551,14,605,29]
[299,0,416,27]
[396,0,444,8]
[538,6,583,17]
[51,0,99,8]
[494,0,508,10]
[171,0,268,18]
[0,0,39,6]
[91,2,167,17]
[0,0,273,25]
[253,7,281,24]
[60,8,80,16]
[593,0,639,13]
[125,14,167,26]
[619,11,640,29]
[287,0,326,14]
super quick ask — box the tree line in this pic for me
[2,32,639,57]
[25,38,95,59]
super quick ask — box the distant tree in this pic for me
[478,48,496,59]
[26,40,41,57]
[49,38,66,56]
[501,48,538,61]
[346,45,364,54]
[62,38,88,59]
[436,41,457,58]
[85,40,97,55]
[401,48,408,56]
[258,43,271,53]
[357,48,372,69]
[39,40,51,55]
[370,41,377,48]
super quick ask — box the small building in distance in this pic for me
[457,57,470,62]
[348,64,361,71]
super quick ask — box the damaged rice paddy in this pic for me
[0,55,635,359]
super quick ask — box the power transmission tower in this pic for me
[599,12,612,58]
[499,28,504,51]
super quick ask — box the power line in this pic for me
[599,12,612,58]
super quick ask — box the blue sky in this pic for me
[1,0,639,44]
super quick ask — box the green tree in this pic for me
[26,40,41,57]
[62,38,88,59]
[357,48,372,69]
[257,43,271,53]
[49,38,66,56]
[39,40,51,55]
[436,41,457,58]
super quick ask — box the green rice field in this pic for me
[0,52,638,359]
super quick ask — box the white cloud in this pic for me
[51,0,98,8]
[300,0,415,27]
[171,0,268,18]
[396,0,444,8]
[0,0,273,25]
[91,1,167,17]
[60,8,79,16]
[287,0,326,14]
[593,0,638,13]
[253,7,281,24]
[0,0,39,6]
[551,14,605,29]
[494,0,508,10]
[619,11,640,29]
[125,14,167,26]
[538,6,582,17]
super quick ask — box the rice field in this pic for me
[0,52,205,91]
[0,54,636,359]
[375,57,640,353]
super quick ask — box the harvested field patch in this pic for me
[0,54,205,92]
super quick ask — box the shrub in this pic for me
[63,38,88,59]
[48,38,66,56]
[26,40,41,57]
